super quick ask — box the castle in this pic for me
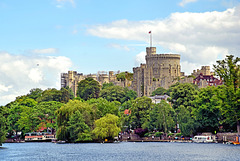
[61,46,220,97]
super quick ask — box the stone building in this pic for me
[193,73,222,88]
[132,47,181,97]
[61,70,131,97]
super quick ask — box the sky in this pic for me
[0,0,240,105]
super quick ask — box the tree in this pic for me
[56,100,95,141]
[77,77,100,100]
[100,85,125,103]
[193,86,222,133]
[102,82,114,90]
[60,87,74,103]
[92,114,120,140]
[34,101,63,133]
[87,98,120,119]
[37,88,62,102]
[213,55,240,134]
[116,72,126,81]
[151,87,167,96]
[129,96,153,129]
[0,106,7,146]
[67,111,91,142]
[149,100,175,133]
[168,83,198,135]
[27,88,43,100]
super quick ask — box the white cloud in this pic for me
[56,0,75,8]
[0,52,72,105]
[31,48,58,54]
[135,51,146,66]
[179,0,198,7]
[88,6,240,74]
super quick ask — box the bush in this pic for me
[155,132,163,137]
[134,128,148,137]
[144,133,150,137]
[175,133,182,137]
[167,133,174,137]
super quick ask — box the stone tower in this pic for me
[132,47,181,97]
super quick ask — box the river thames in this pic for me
[0,142,240,161]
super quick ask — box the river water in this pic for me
[0,142,240,161]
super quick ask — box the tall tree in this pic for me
[193,86,222,133]
[0,106,7,146]
[92,114,120,141]
[149,100,175,133]
[77,77,100,100]
[213,55,240,134]
[129,96,153,129]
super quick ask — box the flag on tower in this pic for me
[149,31,151,34]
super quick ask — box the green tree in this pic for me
[149,100,175,133]
[67,111,91,142]
[34,101,63,133]
[193,86,222,133]
[151,87,167,96]
[129,96,153,129]
[37,88,62,102]
[177,105,195,136]
[116,72,126,81]
[27,88,43,100]
[60,87,74,103]
[77,77,100,100]
[213,55,240,134]
[100,85,125,103]
[87,98,120,119]
[168,83,198,136]
[102,82,114,90]
[92,114,120,140]
[56,100,95,141]
[0,106,7,146]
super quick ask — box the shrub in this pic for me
[167,133,174,137]
[144,133,150,137]
[155,132,163,137]
[134,128,148,137]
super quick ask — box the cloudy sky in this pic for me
[0,0,240,105]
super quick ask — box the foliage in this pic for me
[0,106,7,145]
[134,128,148,137]
[213,55,240,134]
[60,87,74,103]
[37,88,62,102]
[169,83,198,111]
[129,96,153,129]
[92,114,120,140]
[155,132,163,137]
[100,85,136,104]
[175,133,182,137]
[148,100,175,133]
[77,77,100,101]
[102,82,114,90]
[87,98,120,119]
[67,111,91,142]
[167,133,174,136]
[193,86,222,133]
[151,87,167,96]
[27,88,43,100]
[56,100,95,141]
[144,133,150,137]
[177,105,195,136]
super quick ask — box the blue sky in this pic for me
[0,0,240,105]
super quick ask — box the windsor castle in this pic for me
[61,47,219,97]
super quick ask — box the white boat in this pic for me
[25,132,55,142]
[192,135,214,143]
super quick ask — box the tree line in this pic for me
[0,55,239,145]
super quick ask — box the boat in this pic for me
[25,132,56,142]
[192,135,214,143]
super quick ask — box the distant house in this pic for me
[149,94,170,104]
[193,73,222,88]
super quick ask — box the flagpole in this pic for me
[149,31,152,47]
